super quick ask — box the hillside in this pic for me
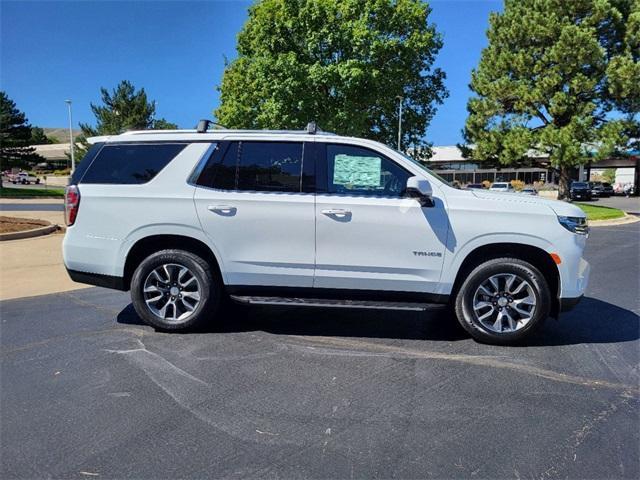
[42,128,81,143]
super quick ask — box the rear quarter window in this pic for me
[79,143,187,184]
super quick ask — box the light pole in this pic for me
[65,100,75,173]
[397,96,403,151]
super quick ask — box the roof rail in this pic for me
[117,124,337,137]
[196,119,227,133]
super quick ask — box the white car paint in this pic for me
[63,129,589,305]
[489,182,514,192]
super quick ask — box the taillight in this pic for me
[64,185,80,226]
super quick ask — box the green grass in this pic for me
[575,203,625,221]
[1,186,64,198]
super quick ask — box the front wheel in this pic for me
[454,258,551,345]
[130,249,220,331]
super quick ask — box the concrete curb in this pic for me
[0,196,63,200]
[0,222,59,241]
[589,213,640,227]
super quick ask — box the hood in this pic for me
[471,190,585,218]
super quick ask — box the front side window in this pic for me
[80,143,187,184]
[325,144,410,197]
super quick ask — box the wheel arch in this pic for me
[123,234,224,291]
[450,243,561,317]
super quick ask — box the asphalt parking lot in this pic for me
[1,223,639,479]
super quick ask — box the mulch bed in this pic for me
[0,216,50,234]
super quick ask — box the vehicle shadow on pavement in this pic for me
[116,296,639,346]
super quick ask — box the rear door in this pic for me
[193,140,316,288]
[313,142,448,294]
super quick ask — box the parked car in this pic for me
[63,122,590,345]
[10,172,40,185]
[602,182,614,197]
[466,183,484,189]
[588,182,606,198]
[521,188,538,196]
[489,182,514,192]
[569,182,592,201]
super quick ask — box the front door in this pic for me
[314,143,449,293]
[194,140,316,288]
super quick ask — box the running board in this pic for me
[229,295,445,311]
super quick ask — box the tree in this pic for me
[0,91,43,170]
[76,80,178,161]
[215,0,447,153]
[463,0,639,199]
[602,167,617,183]
[29,127,54,145]
[604,0,640,153]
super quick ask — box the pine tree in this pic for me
[75,81,178,161]
[464,0,638,198]
[0,91,41,170]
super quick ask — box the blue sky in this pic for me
[1,0,501,146]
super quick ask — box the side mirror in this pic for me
[405,176,434,207]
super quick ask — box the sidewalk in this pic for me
[0,233,90,300]
[0,200,88,300]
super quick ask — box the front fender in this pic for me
[436,232,556,295]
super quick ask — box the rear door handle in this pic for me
[322,208,351,217]
[208,205,236,214]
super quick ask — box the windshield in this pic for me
[573,182,588,188]
[396,151,453,187]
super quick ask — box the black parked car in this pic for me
[570,182,592,201]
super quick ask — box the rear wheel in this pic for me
[454,257,550,345]
[131,249,220,331]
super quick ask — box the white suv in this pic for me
[63,122,590,344]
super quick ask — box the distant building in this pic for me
[424,146,639,189]
[32,143,72,170]
[426,146,549,185]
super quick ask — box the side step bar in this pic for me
[229,295,445,312]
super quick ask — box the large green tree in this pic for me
[215,0,447,152]
[76,80,178,160]
[0,91,42,170]
[463,0,639,198]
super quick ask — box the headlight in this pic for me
[558,216,589,235]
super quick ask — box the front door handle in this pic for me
[322,208,351,217]
[208,205,236,215]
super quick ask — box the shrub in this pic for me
[482,180,492,189]
[510,179,525,191]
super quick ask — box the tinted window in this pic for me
[325,144,410,197]
[70,142,104,184]
[80,143,187,184]
[237,142,303,192]
[211,142,239,190]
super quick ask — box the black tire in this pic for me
[130,249,220,331]
[454,257,551,345]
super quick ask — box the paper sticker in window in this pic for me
[333,155,381,188]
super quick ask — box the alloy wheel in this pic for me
[472,273,536,333]
[143,263,202,322]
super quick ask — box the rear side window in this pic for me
[237,142,303,192]
[199,141,305,193]
[213,142,239,190]
[80,143,187,184]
